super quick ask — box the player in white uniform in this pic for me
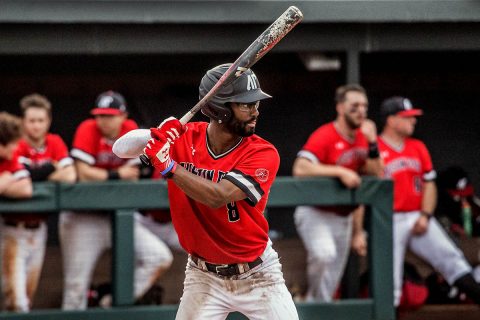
[378,96,480,306]
[60,91,173,310]
[293,84,383,302]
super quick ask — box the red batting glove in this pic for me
[143,134,177,178]
[151,116,186,144]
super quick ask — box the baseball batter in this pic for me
[378,96,480,306]
[0,112,33,311]
[142,64,298,319]
[61,91,173,310]
[292,84,383,302]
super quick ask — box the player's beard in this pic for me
[344,112,362,130]
[227,116,257,137]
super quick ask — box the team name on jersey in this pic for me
[180,162,227,183]
[336,148,367,166]
[384,156,421,178]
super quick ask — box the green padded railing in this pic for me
[0,177,394,320]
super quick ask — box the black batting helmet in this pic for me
[199,63,272,123]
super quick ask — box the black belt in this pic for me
[4,220,41,229]
[191,255,263,277]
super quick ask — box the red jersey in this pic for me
[16,134,73,169]
[0,153,29,180]
[71,119,138,169]
[169,122,279,264]
[298,122,368,215]
[379,137,436,212]
[299,122,368,171]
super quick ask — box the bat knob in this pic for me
[139,154,152,166]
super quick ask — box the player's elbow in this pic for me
[203,189,232,209]
[204,197,228,209]
[292,159,310,177]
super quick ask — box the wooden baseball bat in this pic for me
[179,5,303,125]
[113,6,303,160]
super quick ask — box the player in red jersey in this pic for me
[292,84,383,302]
[378,96,480,307]
[143,64,298,319]
[0,112,33,311]
[4,94,75,312]
[61,91,172,310]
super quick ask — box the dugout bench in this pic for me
[0,177,394,320]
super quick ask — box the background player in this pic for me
[4,94,76,312]
[378,96,480,306]
[60,91,173,309]
[142,63,299,319]
[292,84,383,302]
[0,112,33,311]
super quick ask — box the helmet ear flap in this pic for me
[201,104,232,123]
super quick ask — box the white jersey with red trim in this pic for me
[379,136,436,212]
[168,122,279,264]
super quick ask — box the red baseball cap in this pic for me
[380,96,423,118]
[91,91,127,116]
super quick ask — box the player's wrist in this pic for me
[368,141,380,159]
[420,210,433,220]
[107,170,120,180]
[161,160,177,179]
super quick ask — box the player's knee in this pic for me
[309,248,336,265]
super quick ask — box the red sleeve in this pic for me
[122,119,139,131]
[224,145,280,206]
[72,120,98,155]
[9,153,30,180]
[300,125,330,164]
[49,134,70,161]
[71,119,99,165]
[15,140,29,158]
[416,140,436,181]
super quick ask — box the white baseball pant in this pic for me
[1,220,47,311]
[59,211,173,310]
[175,241,298,320]
[134,212,182,251]
[393,211,472,306]
[294,206,353,302]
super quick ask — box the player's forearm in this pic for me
[172,165,243,208]
[363,157,384,177]
[421,181,437,214]
[352,205,365,235]
[48,165,77,183]
[0,175,14,194]
[2,178,33,199]
[293,157,345,178]
[75,161,108,182]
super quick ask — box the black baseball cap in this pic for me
[91,91,127,116]
[380,96,423,118]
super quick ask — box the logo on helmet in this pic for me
[247,74,258,91]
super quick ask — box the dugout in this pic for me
[1,1,480,319]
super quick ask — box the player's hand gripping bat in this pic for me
[113,6,303,161]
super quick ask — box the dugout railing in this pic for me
[0,177,394,320]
